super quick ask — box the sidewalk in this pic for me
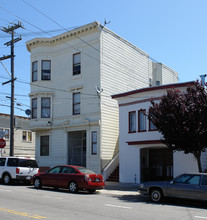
[104,181,138,192]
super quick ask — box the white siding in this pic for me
[162,64,178,85]
[100,29,150,166]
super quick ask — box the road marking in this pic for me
[195,216,207,219]
[0,207,46,219]
[101,189,138,195]
[105,204,132,209]
[44,195,62,200]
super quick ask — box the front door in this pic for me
[141,148,173,182]
[68,131,86,167]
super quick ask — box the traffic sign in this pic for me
[0,139,6,148]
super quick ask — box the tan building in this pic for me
[26,21,178,176]
[0,113,35,157]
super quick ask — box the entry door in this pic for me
[149,148,173,181]
[68,131,86,167]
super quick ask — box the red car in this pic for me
[31,165,105,193]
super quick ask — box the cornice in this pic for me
[26,21,100,52]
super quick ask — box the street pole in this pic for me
[1,22,23,156]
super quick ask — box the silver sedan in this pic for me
[138,173,207,202]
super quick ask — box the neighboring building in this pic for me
[26,21,178,175]
[112,82,207,183]
[0,113,35,157]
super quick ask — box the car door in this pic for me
[41,166,62,187]
[166,174,201,200]
[59,166,77,188]
[199,175,207,201]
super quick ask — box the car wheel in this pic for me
[69,181,78,193]
[88,189,96,194]
[150,188,163,202]
[3,174,11,185]
[34,178,42,189]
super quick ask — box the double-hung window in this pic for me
[40,135,49,156]
[41,60,51,80]
[32,61,38,82]
[73,93,80,115]
[129,111,136,133]
[32,98,37,119]
[149,109,157,131]
[41,97,51,118]
[73,53,81,75]
[138,109,146,132]
[91,131,97,155]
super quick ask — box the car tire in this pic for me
[150,188,163,202]
[34,178,42,189]
[69,181,78,193]
[3,174,11,185]
[88,189,96,194]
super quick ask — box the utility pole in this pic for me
[1,21,23,156]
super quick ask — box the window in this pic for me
[41,60,51,80]
[32,98,37,119]
[5,129,9,139]
[61,167,76,174]
[28,132,32,142]
[22,131,27,141]
[22,131,32,142]
[149,109,157,131]
[73,53,81,75]
[129,111,136,133]
[32,61,38,82]
[138,109,146,132]
[174,174,201,185]
[202,175,207,185]
[48,166,61,174]
[0,158,6,166]
[0,128,9,139]
[40,135,49,156]
[73,93,80,115]
[91,131,97,155]
[41,97,51,118]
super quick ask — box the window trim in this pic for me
[73,93,80,115]
[138,109,146,132]
[41,60,51,80]
[128,111,136,133]
[73,53,81,75]
[32,61,38,82]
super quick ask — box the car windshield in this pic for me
[76,167,95,174]
[18,159,38,168]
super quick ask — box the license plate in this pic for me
[95,178,99,182]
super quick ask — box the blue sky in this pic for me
[0,0,206,116]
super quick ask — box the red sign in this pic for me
[0,139,6,148]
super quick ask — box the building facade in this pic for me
[0,113,35,157]
[26,21,178,175]
[112,82,207,183]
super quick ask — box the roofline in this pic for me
[0,113,29,120]
[111,81,195,99]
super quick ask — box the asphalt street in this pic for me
[0,183,207,220]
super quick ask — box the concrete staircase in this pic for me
[107,165,119,182]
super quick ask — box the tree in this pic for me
[149,81,207,172]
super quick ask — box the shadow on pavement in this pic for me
[112,193,207,210]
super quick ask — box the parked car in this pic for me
[0,157,39,184]
[138,173,207,202]
[31,165,105,193]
